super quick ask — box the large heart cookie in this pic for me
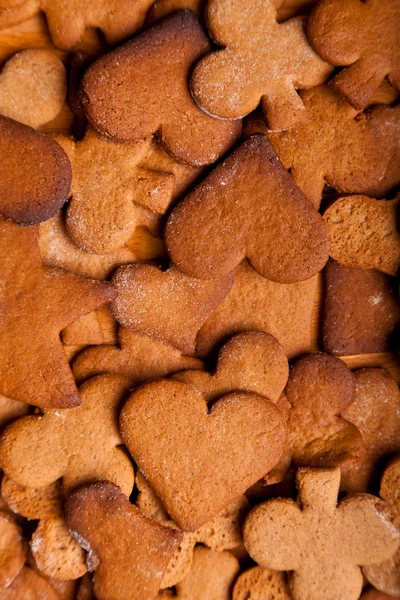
[120,378,287,530]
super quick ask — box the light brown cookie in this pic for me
[55,129,175,255]
[361,590,399,600]
[324,195,400,276]
[308,0,400,110]
[146,0,205,24]
[0,512,26,589]
[0,116,71,224]
[196,261,319,359]
[111,264,234,355]
[0,374,134,495]
[0,0,155,50]
[0,220,115,408]
[0,396,29,431]
[342,369,400,493]
[191,0,332,129]
[167,547,240,599]
[364,456,400,596]
[246,85,400,207]
[166,135,329,283]
[80,11,241,166]
[174,331,288,404]
[323,260,400,356]
[0,49,66,129]
[0,566,59,600]
[2,477,87,580]
[120,378,287,530]
[244,468,400,600]
[65,481,182,600]
[61,311,105,347]
[232,566,292,600]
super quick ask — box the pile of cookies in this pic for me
[0,0,399,598]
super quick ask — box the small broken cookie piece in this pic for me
[323,260,400,356]
[0,116,71,224]
[72,327,202,385]
[191,0,332,129]
[121,378,287,531]
[111,264,234,355]
[244,468,400,600]
[324,195,400,277]
[342,368,400,493]
[166,135,329,283]
[196,261,319,360]
[232,566,292,600]
[174,331,288,404]
[308,0,400,110]
[2,477,87,580]
[364,456,400,596]
[0,512,26,589]
[0,0,155,50]
[81,11,241,166]
[0,49,66,129]
[0,374,134,495]
[65,481,182,600]
[0,220,116,409]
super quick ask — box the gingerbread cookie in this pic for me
[308,0,400,110]
[2,476,87,580]
[174,331,288,404]
[246,85,400,207]
[121,378,287,530]
[244,468,400,600]
[0,0,155,50]
[66,481,182,600]
[0,396,29,431]
[196,261,319,359]
[342,368,400,493]
[361,590,397,600]
[0,220,115,408]
[232,566,292,600]
[61,310,105,347]
[191,0,332,129]
[166,135,329,283]
[323,260,400,356]
[0,512,26,589]
[0,116,71,224]
[146,0,205,24]
[81,11,241,166]
[56,129,174,255]
[0,49,66,129]
[324,196,400,276]
[0,566,59,600]
[364,456,400,596]
[111,264,234,355]
[0,374,134,495]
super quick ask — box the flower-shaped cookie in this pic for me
[244,468,400,600]
[0,374,134,495]
[191,0,332,130]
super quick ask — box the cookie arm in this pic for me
[332,57,386,110]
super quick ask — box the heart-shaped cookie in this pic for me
[120,379,287,530]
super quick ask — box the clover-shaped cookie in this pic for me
[166,135,329,283]
[0,512,26,590]
[342,368,400,492]
[174,331,288,404]
[323,260,400,356]
[196,261,319,359]
[73,327,202,385]
[0,116,71,224]
[191,0,332,130]
[81,11,241,166]
[65,481,182,600]
[121,378,287,530]
[0,49,66,129]
[308,0,400,110]
[0,0,155,50]
[0,220,115,408]
[0,374,134,495]
[364,456,400,596]
[111,264,234,355]
[324,196,400,277]
[136,471,248,587]
[244,468,400,600]
[1,476,86,580]
[56,129,179,255]
[249,85,400,207]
